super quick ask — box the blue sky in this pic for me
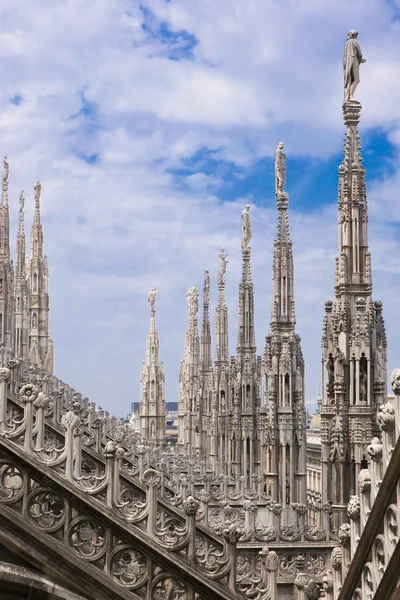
[1,0,400,415]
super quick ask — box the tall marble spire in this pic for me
[201,270,212,372]
[15,191,27,357]
[0,157,14,350]
[140,287,166,444]
[28,181,50,366]
[321,44,387,512]
[178,284,200,450]
[235,205,258,478]
[262,144,306,507]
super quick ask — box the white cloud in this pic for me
[0,0,399,415]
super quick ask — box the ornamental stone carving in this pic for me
[338,523,351,546]
[0,368,10,382]
[358,468,371,494]
[142,468,161,488]
[378,401,395,431]
[20,383,38,403]
[183,495,199,516]
[367,437,383,461]
[391,368,400,395]
[331,546,342,570]
[347,495,360,520]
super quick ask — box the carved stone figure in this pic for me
[295,366,302,392]
[241,205,252,249]
[375,345,384,382]
[344,30,366,102]
[19,191,25,215]
[2,156,9,184]
[335,347,345,380]
[34,180,42,205]
[391,368,400,395]
[218,248,228,283]
[338,523,351,546]
[203,269,210,301]
[148,287,158,314]
[275,142,286,194]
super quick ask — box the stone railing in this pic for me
[327,369,400,600]
[290,369,400,600]
[0,362,281,600]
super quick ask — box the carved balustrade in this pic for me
[327,369,400,600]
[0,364,283,600]
[0,359,336,595]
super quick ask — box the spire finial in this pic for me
[218,248,228,285]
[2,156,9,208]
[203,269,210,305]
[343,30,366,104]
[148,287,158,317]
[34,180,41,211]
[275,142,286,196]
[2,157,9,186]
[241,204,252,249]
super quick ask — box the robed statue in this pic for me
[275,142,286,195]
[203,269,210,302]
[218,248,228,283]
[19,191,25,216]
[2,157,9,184]
[344,30,366,103]
[148,287,158,314]
[241,205,252,249]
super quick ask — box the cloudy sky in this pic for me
[1,0,400,416]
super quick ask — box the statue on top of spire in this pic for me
[275,142,286,195]
[2,157,9,184]
[148,287,158,315]
[241,205,252,249]
[203,269,210,303]
[34,180,42,206]
[218,248,228,284]
[19,191,25,216]
[186,284,199,318]
[344,30,366,103]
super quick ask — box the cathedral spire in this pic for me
[320,32,387,512]
[0,157,10,256]
[215,250,229,364]
[178,283,200,450]
[15,191,27,357]
[201,270,212,371]
[28,180,50,365]
[16,192,25,276]
[262,144,306,507]
[270,142,296,333]
[139,288,166,444]
[0,157,13,350]
[1,157,9,209]
[237,205,256,356]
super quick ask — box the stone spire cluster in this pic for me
[140,287,166,443]
[175,147,306,491]
[261,145,306,506]
[0,157,52,370]
[320,80,387,509]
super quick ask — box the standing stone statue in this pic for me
[344,30,366,103]
[241,205,253,249]
[148,287,158,314]
[275,142,286,195]
[186,284,199,318]
[34,180,42,205]
[218,248,229,283]
[19,191,25,215]
[375,345,384,382]
[2,157,9,184]
[203,269,210,302]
